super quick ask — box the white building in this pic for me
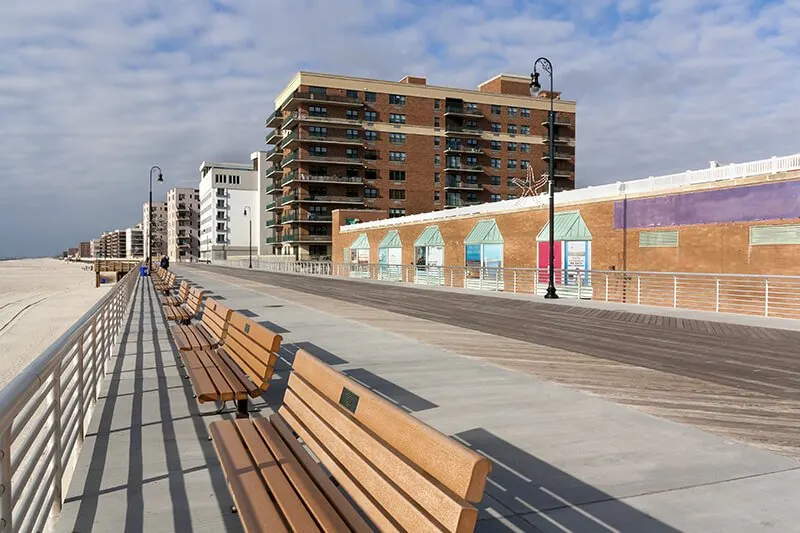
[167,187,200,262]
[199,159,260,261]
[125,224,144,259]
[143,202,168,259]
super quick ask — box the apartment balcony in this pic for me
[282,232,332,243]
[281,150,365,168]
[282,212,333,224]
[541,114,573,127]
[281,194,365,206]
[445,145,484,155]
[265,236,281,244]
[444,164,484,173]
[281,91,363,111]
[281,130,363,148]
[266,147,283,163]
[265,217,282,228]
[444,106,484,117]
[215,189,229,197]
[541,151,573,161]
[265,202,282,212]
[265,181,281,195]
[542,136,573,145]
[265,166,283,181]
[444,180,482,190]
[281,111,364,130]
[553,170,573,179]
[265,129,283,146]
[265,110,282,128]
[281,173,363,187]
[443,125,482,136]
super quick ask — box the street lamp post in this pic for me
[244,206,253,269]
[531,57,559,299]
[149,166,164,272]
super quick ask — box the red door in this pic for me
[538,241,563,284]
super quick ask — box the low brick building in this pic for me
[332,154,800,281]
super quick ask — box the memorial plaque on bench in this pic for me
[339,387,359,414]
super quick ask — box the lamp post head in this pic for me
[529,71,541,96]
[157,173,163,183]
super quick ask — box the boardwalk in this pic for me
[52,267,800,532]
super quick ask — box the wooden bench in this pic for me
[161,280,190,307]
[209,350,492,532]
[183,311,282,416]
[170,297,232,352]
[153,270,176,294]
[164,287,205,324]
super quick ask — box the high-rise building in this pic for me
[263,71,577,260]
[125,224,144,259]
[78,242,91,258]
[167,187,201,262]
[100,230,126,258]
[90,239,100,258]
[198,159,259,262]
[143,202,168,259]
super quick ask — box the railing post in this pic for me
[673,275,678,308]
[765,278,770,317]
[513,270,517,293]
[0,429,11,532]
[715,278,720,312]
[52,364,64,513]
[92,318,99,401]
[605,274,609,301]
[577,271,582,299]
[78,332,85,442]
[637,275,641,305]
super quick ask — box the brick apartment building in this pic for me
[264,71,577,260]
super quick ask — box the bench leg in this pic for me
[236,400,248,418]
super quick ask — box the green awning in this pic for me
[536,211,592,242]
[350,233,369,249]
[464,219,503,245]
[378,230,401,248]
[414,226,444,247]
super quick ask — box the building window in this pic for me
[309,126,327,137]
[466,119,478,129]
[507,159,517,169]
[508,107,518,117]
[217,210,225,218]
[365,111,377,122]
[520,125,530,135]
[521,160,530,169]
[520,143,531,153]
[309,86,326,95]
[346,129,360,139]
[466,192,479,203]
[389,151,407,162]
[388,208,405,218]
[490,140,501,151]
[216,200,225,208]
[490,175,501,186]
[365,187,378,198]
[217,222,225,231]
[491,158,501,169]
[507,142,517,152]
[216,235,226,243]
[346,89,359,99]
[521,108,531,118]
[365,149,378,160]
[389,132,406,144]
[389,170,406,181]
[389,189,406,200]
[434,99,441,110]
[434,136,441,147]
[508,124,518,134]
[434,172,440,183]
[490,194,501,202]
[346,109,359,120]
[749,225,800,245]
[434,117,440,128]
[434,154,441,166]
[491,105,501,115]
[640,230,679,248]
[364,130,378,141]
[466,103,479,113]
[309,105,327,117]
[365,169,378,180]
[389,113,406,124]
[508,177,516,187]
[466,138,478,148]
[309,146,327,156]
[389,94,406,105]
[345,148,359,159]
[491,123,501,133]
[365,91,377,102]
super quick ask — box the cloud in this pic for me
[0,0,797,256]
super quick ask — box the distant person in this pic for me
[160,256,170,270]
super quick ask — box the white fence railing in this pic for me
[210,260,800,319]
[0,265,140,532]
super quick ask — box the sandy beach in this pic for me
[0,258,110,390]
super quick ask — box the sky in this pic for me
[0,0,798,257]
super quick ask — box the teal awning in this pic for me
[378,230,401,248]
[414,226,444,247]
[350,233,369,249]
[536,211,592,242]
[465,219,503,245]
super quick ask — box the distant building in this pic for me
[90,239,101,258]
[125,224,144,259]
[67,247,79,257]
[100,230,126,258]
[78,242,91,258]
[143,202,168,259]
[167,188,201,262]
[198,156,263,262]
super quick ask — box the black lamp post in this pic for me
[243,206,253,269]
[531,57,559,299]
[149,166,164,272]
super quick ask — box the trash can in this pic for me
[139,266,149,277]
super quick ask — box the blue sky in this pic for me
[0,0,798,257]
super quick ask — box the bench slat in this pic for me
[234,420,321,533]
[184,365,219,403]
[214,351,253,400]
[169,325,193,352]
[206,365,236,402]
[289,373,477,532]
[217,350,259,398]
[209,422,289,533]
[268,414,373,533]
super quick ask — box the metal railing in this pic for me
[207,261,800,319]
[0,265,140,532]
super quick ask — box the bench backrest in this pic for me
[186,288,206,316]
[281,350,492,533]
[200,298,233,341]
[223,312,282,390]
[176,281,190,301]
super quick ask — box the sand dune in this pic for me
[0,259,110,389]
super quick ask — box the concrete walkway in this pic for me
[53,270,800,532]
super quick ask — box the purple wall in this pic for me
[614,181,800,229]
